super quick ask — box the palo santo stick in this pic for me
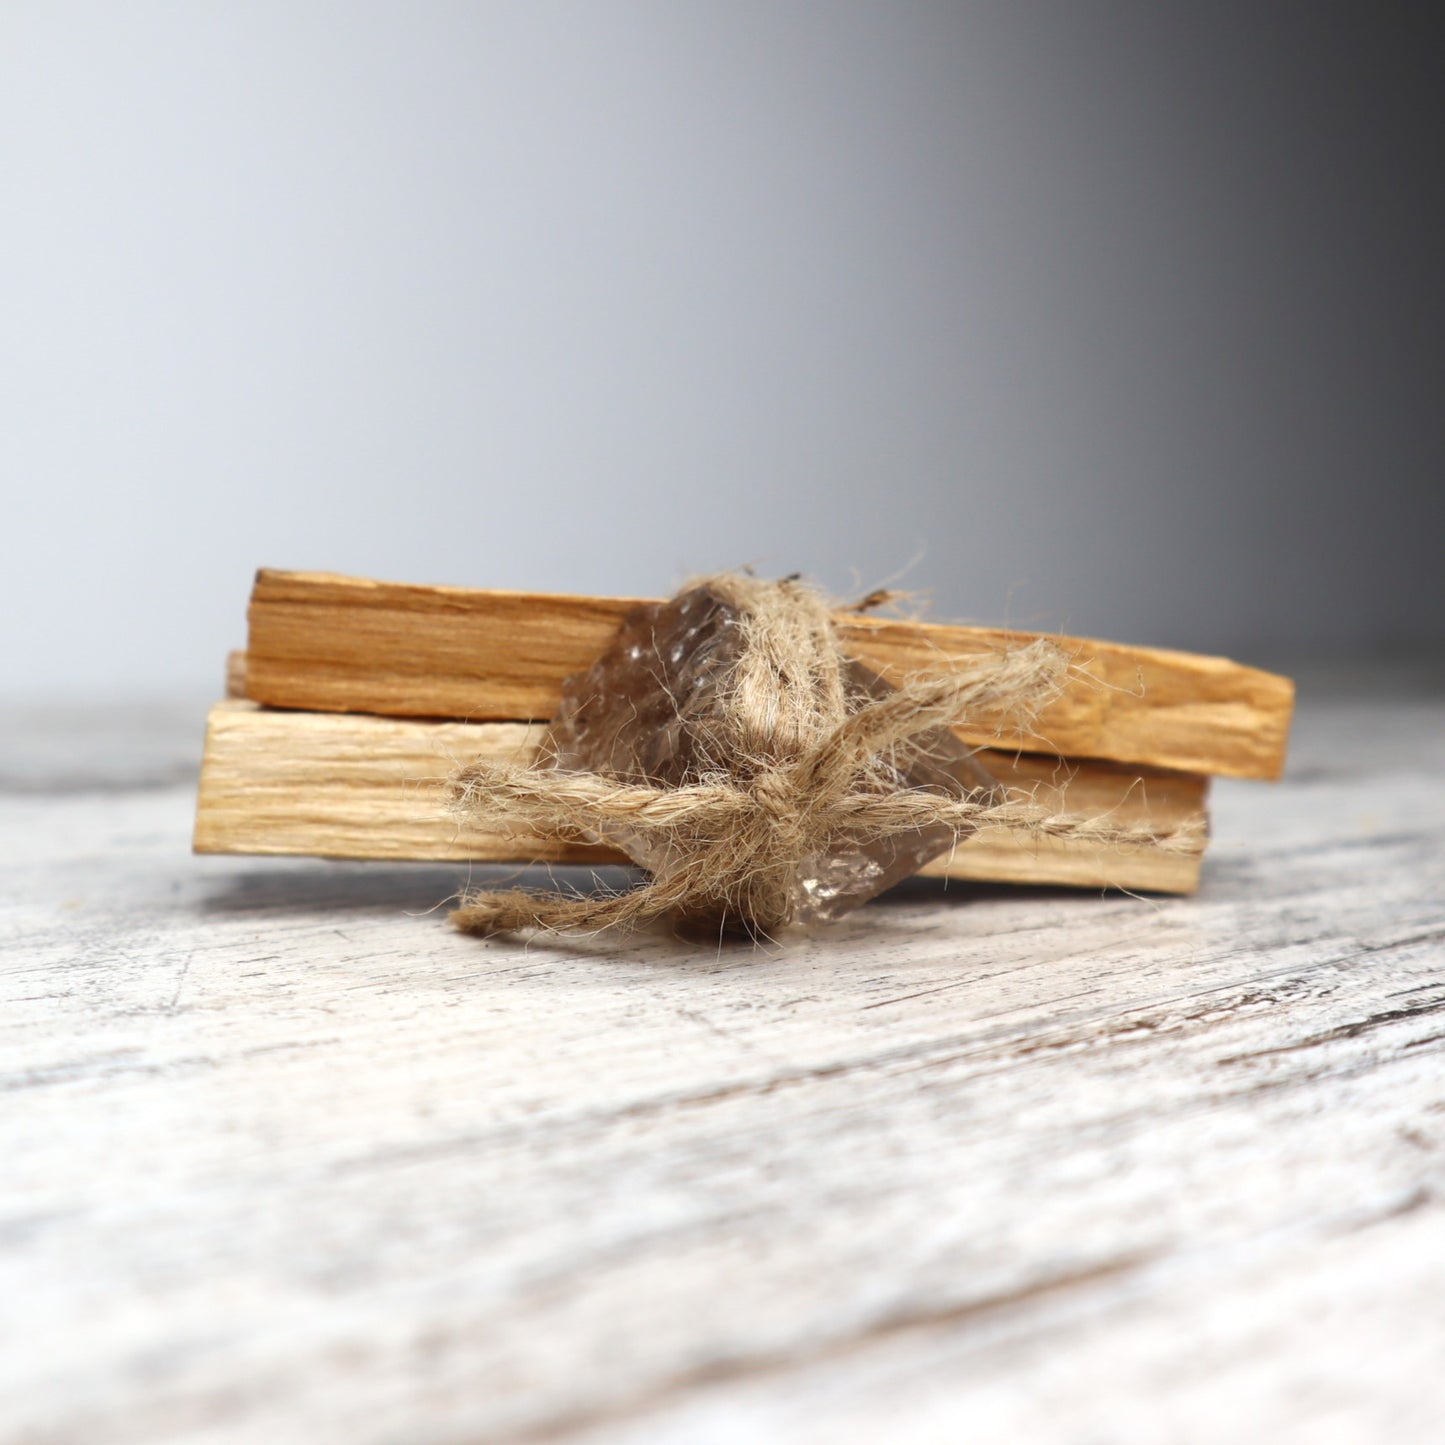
[244,570,1294,780]
[194,701,1209,895]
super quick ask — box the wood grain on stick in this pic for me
[193,700,1209,894]
[243,570,1295,780]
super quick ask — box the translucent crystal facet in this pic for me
[546,585,996,927]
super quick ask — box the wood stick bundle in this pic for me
[194,570,1297,897]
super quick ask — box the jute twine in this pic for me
[448,574,1204,938]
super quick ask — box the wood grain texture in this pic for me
[244,569,1295,779]
[5,680,1442,1444]
[193,700,1209,894]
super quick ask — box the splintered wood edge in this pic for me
[242,569,1295,781]
[194,701,1207,896]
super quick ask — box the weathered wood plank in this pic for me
[4,681,1441,1444]
[243,569,1295,779]
[192,700,1209,893]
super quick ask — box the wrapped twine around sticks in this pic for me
[446,573,1205,939]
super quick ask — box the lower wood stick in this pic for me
[194,701,1209,894]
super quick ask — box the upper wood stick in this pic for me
[244,569,1295,780]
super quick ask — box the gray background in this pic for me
[4,1,1442,701]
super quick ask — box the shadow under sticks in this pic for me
[195,859,1139,963]
[197,860,642,920]
[869,875,1121,909]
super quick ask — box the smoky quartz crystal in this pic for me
[545,583,997,928]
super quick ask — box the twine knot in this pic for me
[750,766,805,835]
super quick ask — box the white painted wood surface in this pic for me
[3,678,1443,1444]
